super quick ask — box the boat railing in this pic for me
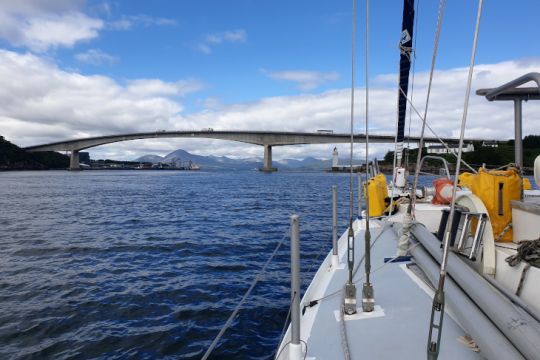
[418,155,451,178]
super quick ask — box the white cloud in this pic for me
[206,29,246,44]
[126,79,203,98]
[0,49,539,162]
[197,29,246,54]
[0,50,201,146]
[75,48,118,65]
[0,1,103,52]
[108,14,177,30]
[264,69,340,91]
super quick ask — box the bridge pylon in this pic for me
[69,150,81,171]
[260,144,277,172]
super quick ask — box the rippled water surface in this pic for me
[0,170,366,359]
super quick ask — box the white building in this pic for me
[482,140,499,148]
[332,147,339,167]
[427,143,474,154]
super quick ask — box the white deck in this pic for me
[277,219,481,359]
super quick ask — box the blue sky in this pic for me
[51,0,540,106]
[0,0,539,160]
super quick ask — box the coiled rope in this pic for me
[505,239,540,268]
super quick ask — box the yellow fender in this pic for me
[364,174,388,217]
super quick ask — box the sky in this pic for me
[0,0,539,161]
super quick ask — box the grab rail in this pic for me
[418,155,451,179]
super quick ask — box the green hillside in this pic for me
[382,135,540,172]
[0,136,69,170]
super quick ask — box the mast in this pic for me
[395,0,415,168]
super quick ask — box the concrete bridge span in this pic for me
[24,130,474,171]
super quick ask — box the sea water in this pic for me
[0,170,359,359]
[2,170,533,359]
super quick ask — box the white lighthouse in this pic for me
[332,147,339,168]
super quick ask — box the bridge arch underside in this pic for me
[23,131,462,171]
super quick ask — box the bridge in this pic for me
[24,130,479,171]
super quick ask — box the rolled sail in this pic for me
[396,0,415,164]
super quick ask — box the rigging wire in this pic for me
[405,0,421,172]
[362,0,373,301]
[339,0,360,356]
[427,1,484,358]
[343,0,357,316]
[409,0,447,215]
[398,87,477,174]
[348,0,356,227]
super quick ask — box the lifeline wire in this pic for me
[202,230,289,360]
[274,292,294,360]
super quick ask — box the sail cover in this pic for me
[396,0,415,145]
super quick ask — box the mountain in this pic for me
[134,154,164,163]
[132,148,339,170]
[135,149,262,170]
[163,149,262,170]
[277,156,332,169]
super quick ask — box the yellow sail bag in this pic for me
[458,172,476,189]
[471,168,521,242]
[364,174,388,217]
[523,177,532,190]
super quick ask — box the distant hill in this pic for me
[134,148,339,170]
[0,136,69,170]
[279,156,333,169]
[134,154,164,163]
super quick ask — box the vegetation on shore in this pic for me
[0,136,69,170]
[382,135,540,172]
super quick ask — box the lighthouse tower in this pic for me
[332,147,339,168]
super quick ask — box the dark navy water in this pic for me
[0,170,364,360]
[2,170,536,359]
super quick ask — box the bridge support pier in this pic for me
[69,150,81,171]
[260,144,277,172]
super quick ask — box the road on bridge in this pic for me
[24,130,492,171]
